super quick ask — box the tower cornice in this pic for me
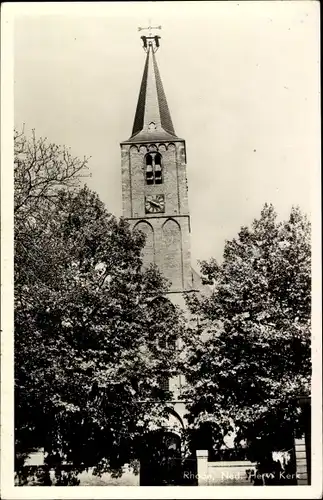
[120,138,185,146]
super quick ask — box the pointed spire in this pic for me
[126,42,180,143]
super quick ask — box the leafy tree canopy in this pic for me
[15,130,183,483]
[183,204,311,460]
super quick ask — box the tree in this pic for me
[14,127,89,215]
[14,130,183,484]
[183,204,311,466]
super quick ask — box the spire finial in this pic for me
[138,22,162,52]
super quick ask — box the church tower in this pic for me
[120,34,193,303]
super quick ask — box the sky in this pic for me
[13,1,320,268]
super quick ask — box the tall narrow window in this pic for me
[148,297,176,396]
[162,219,183,289]
[145,153,163,185]
[160,376,170,392]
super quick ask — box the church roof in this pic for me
[122,43,182,144]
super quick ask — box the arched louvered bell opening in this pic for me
[145,152,163,185]
[154,153,162,184]
[145,154,154,185]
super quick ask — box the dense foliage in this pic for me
[183,204,311,462]
[14,130,183,483]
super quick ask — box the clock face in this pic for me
[145,194,165,214]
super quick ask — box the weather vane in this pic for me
[138,20,162,52]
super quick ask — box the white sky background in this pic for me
[14,1,320,267]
